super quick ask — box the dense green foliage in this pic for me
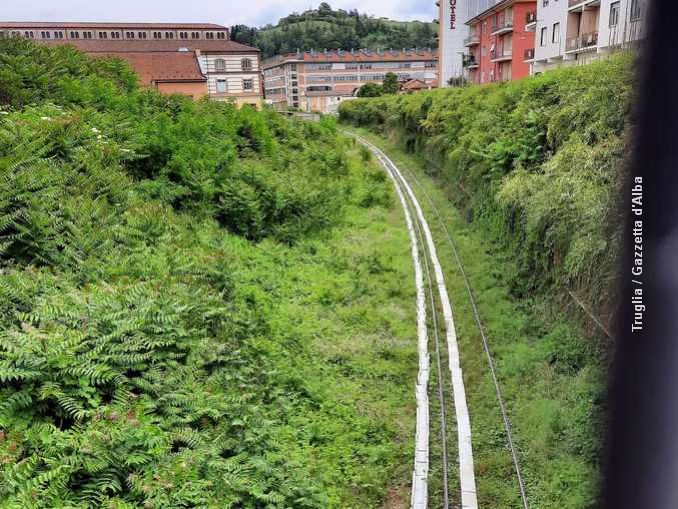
[231,2,438,58]
[0,38,418,508]
[340,55,634,327]
[350,130,606,508]
[342,55,636,507]
[356,72,400,98]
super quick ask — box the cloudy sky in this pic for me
[2,0,437,27]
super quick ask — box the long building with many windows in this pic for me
[0,22,262,105]
[262,49,438,114]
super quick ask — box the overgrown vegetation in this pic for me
[341,55,636,508]
[231,2,438,58]
[356,72,400,98]
[340,54,634,330]
[348,129,607,508]
[0,38,418,507]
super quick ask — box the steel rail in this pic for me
[361,136,431,508]
[398,159,530,509]
[408,172,452,509]
[353,133,478,509]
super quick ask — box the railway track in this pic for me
[351,134,479,509]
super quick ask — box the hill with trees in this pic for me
[231,2,438,59]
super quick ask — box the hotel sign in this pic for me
[449,0,457,29]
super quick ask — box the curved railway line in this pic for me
[351,134,479,509]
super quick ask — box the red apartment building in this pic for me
[464,0,536,84]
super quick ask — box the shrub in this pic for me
[340,53,634,322]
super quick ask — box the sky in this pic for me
[1,0,438,27]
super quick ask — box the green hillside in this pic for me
[231,3,438,59]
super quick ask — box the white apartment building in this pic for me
[532,0,647,73]
[198,50,261,105]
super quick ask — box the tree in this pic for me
[357,82,383,97]
[382,72,399,94]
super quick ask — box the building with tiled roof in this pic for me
[0,22,262,106]
[262,48,438,114]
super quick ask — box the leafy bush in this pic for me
[340,54,634,324]
[0,38,407,508]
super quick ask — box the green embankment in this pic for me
[0,39,417,508]
[340,54,633,323]
[340,55,634,508]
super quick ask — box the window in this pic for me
[540,26,548,46]
[153,31,161,39]
[84,31,92,39]
[609,2,620,26]
[54,31,64,39]
[542,0,549,6]
[206,32,214,39]
[425,61,437,68]
[138,32,147,39]
[99,32,108,39]
[243,79,254,91]
[126,32,135,39]
[552,22,560,43]
[217,32,226,39]
[398,63,412,68]
[214,59,226,71]
[191,32,199,39]
[111,32,120,39]
[241,58,253,71]
[180,31,188,39]
[216,79,227,93]
[345,63,359,70]
[630,0,642,20]
[165,32,174,39]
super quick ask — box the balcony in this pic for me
[524,48,535,61]
[491,17,514,36]
[565,31,599,52]
[568,0,601,10]
[463,54,479,69]
[491,48,512,62]
[464,34,480,46]
[525,11,537,30]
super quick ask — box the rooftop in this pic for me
[263,48,438,68]
[91,52,206,85]
[0,21,227,29]
[43,39,260,54]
